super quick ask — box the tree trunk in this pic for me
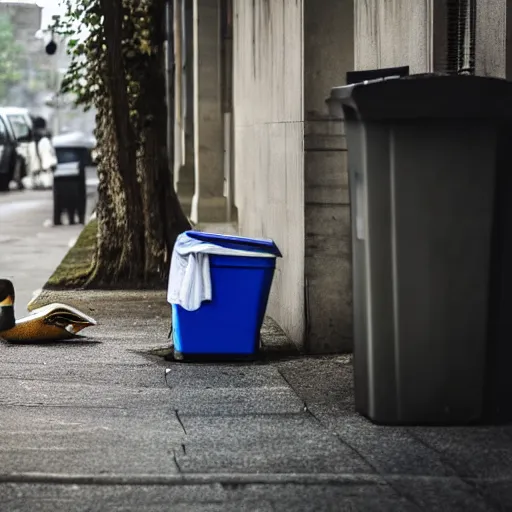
[137,0,190,282]
[87,97,130,286]
[86,0,190,288]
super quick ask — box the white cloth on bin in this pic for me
[167,232,274,312]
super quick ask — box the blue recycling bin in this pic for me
[171,231,282,360]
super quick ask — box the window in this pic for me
[0,119,8,145]
[7,115,31,141]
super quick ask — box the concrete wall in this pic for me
[174,0,195,215]
[233,0,305,346]
[475,0,512,78]
[355,0,434,73]
[233,0,355,351]
[303,0,354,352]
[230,0,512,352]
[192,0,226,223]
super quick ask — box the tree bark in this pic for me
[88,97,129,286]
[137,0,190,282]
[86,0,190,288]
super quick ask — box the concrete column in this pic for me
[175,0,195,216]
[221,0,236,222]
[303,0,354,353]
[475,0,512,79]
[191,0,226,224]
[232,0,306,348]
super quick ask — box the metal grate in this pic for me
[446,0,476,75]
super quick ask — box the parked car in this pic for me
[0,107,39,189]
[0,112,25,192]
[52,131,96,225]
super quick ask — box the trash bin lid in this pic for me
[328,74,512,121]
[52,131,96,149]
[185,231,282,257]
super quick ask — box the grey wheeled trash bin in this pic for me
[328,75,512,425]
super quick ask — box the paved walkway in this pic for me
[1,191,512,511]
[0,189,85,317]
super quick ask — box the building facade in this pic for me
[172,0,511,353]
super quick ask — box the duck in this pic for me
[0,279,15,332]
[0,279,97,342]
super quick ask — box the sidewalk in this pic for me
[1,207,512,510]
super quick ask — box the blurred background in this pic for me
[0,0,95,136]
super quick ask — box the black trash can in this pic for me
[328,74,512,425]
[52,134,93,226]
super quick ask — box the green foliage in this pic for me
[52,0,103,111]
[54,0,158,121]
[0,15,25,101]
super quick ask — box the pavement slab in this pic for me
[174,414,373,474]
[0,480,418,512]
[0,483,228,512]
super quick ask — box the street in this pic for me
[0,189,85,318]
[0,164,98,316]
